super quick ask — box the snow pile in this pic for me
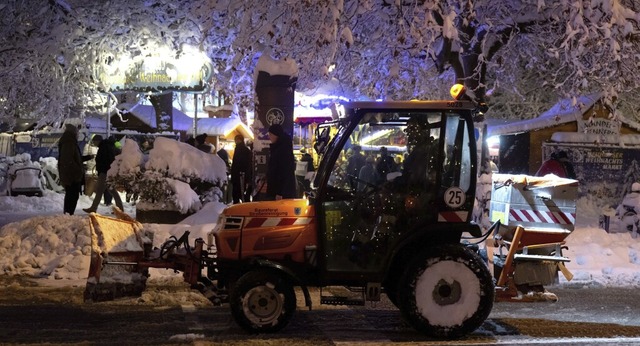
[0,199,225,281]
[564,226,640,287]
[0,215,92,280]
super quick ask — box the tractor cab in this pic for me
[309,100,482,281]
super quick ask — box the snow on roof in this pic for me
[117,103,193,132]
[550,132,640,147]
[487,93,603,137]
[84,116,108,132]
[195,117,253,140]
[203,104,234,113]
[254,54,299,81]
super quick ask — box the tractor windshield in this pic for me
[316,108,476,274]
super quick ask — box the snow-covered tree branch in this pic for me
[2,0,640,128]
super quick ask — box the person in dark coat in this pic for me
[83,135,123,213]
[217,146,230,169]
[376,146,398,182]
[103,137,122,206]
[231,134,253,203]
[195,133,212,153]
[299,147,315,172]
[58,124,90,215]
[346,145,366,189]
[266,124,297,200]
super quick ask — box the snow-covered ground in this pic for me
[0,188,639,288]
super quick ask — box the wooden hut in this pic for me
[488,93,640,206]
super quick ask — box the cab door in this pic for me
[315,110,445,280]
[437,113,476,223]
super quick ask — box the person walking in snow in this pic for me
[58,124,91,215]
[103,138,121,207]
[266,124,297,200]
[83,135,123,213]
[616,182,640,238]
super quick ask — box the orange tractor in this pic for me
[86,96,571,339]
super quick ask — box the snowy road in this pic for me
[1,276,640,345]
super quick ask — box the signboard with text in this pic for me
[542,143,640,207]
[95,51,213,92]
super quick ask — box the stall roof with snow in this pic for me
[195,117,253,141]
[111,103,194,133]
[487,93,640,175]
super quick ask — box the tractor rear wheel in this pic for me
[397,244,494,338]
[229,270,296,333]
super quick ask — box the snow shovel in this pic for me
[84,211,153,302]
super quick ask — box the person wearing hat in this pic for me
[231,134,253,203]
[616,182,640,238]
[58,124,92,215]
[83,135,123,213]
[267,124,297,200]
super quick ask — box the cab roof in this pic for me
[343,100,478,111]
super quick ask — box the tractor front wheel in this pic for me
[397,244,494,338]
[229,270,296,333]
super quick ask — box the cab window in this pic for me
[321,111,443,273]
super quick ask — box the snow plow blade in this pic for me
[84,210,153,302]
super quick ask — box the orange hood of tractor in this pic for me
[222,199,315,218]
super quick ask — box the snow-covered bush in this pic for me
[108,137,228,214]
[38,156,64,193]
[108,138,145,201]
